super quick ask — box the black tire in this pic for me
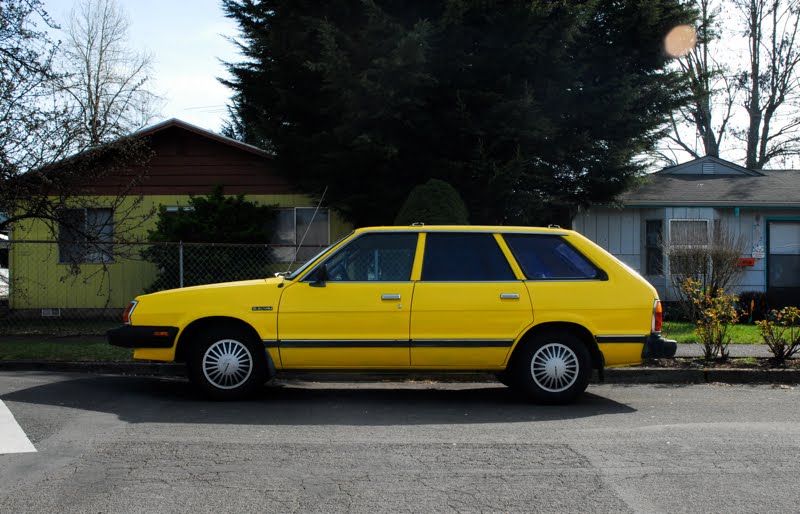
[511,330,591,404]
[187,326,267,400]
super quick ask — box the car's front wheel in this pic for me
[511,331,591,404]
[188,327,266,400]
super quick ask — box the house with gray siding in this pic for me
[572,156,800,305]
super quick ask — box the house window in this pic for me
[645,220,663,276]
[164,206,194,214]
[669,219,709,247]
[58,208,114,264]
[271,207,330,262]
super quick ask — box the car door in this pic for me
[409,232,532,368]
[277,232,419,368]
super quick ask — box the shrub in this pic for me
[756,307,800,365]
[142,185,276,291]
[394,179,469,225]
[682,278,738,361]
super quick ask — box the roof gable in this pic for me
[133,118,273,159]
[657,156,762,176]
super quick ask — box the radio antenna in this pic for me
[285,186,328,273]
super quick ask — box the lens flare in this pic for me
[664,25,697,57]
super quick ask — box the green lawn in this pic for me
[663,321,763,344]
[0,336,132,361]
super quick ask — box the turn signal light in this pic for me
[152,331,169,337]
[122,301,138,324]
[652,300,663,333]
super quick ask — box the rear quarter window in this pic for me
[504,234,604,280]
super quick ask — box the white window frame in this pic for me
[666,218,713,287]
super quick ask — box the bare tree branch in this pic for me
[58,0,162,146]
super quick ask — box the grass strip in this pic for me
[663,321,762,344]
[0,336,132,361]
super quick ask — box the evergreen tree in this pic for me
[222,0,693,227]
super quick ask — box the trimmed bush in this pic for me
[394,179,469,226]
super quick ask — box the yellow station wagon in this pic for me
[108,226,676,403]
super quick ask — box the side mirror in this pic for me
[309,265,328,287]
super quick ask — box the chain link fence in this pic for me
[0,240,325,336]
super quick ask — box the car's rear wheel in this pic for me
[511,331,591,404]
[188,327,266,400]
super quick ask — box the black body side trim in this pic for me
[276,340,515,348]
[595,335,647,344]
[410,340,514,348]
[107,325,179,348]
[279,340,409,348]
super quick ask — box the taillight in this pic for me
[122,300,138,324]
[652,300,663,333]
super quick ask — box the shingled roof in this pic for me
[620,156,800,207]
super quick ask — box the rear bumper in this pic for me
[642,333,677,359]
[108,325,178,348]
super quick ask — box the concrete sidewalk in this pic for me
[676,343,774,358]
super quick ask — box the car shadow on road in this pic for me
[2,373,635,425]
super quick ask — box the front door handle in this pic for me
[381,294,401,301]
[500,293,520,300]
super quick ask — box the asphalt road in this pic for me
[1,372,799,513]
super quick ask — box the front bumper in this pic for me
[642,333,677,359]
[108,325,179,348]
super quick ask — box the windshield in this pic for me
[284,232,353,280]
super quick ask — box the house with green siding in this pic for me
[8,119,350,316]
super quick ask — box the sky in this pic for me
[42,0,241,132]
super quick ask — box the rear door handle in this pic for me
[500,293,520,300]
[382,294,401,301]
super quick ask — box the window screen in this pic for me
[670,220,709,246]
[421,233,515,281]
[504,234,602,280]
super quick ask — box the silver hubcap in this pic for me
[530,343,579,392]
[202,339,253,390]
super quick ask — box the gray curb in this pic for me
[0,361,798,385]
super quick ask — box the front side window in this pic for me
[316,232,417,282]
[504,234,602,280]
[58,208,114,264]
[271,207,330,262]
[421,233,515,281]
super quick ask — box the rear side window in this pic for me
[422,233,515,281]
[504,234,603,280]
